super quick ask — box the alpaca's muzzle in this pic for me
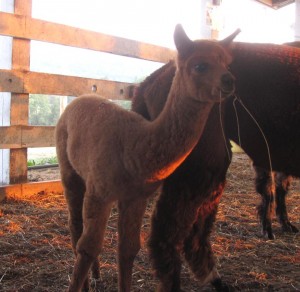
[220,73,235,95]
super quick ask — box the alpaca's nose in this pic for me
[221,73,235,93]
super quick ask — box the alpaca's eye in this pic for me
[194,63,209,73]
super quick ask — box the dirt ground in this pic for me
[0,153,299,291]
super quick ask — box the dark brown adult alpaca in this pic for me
[132,42,300,291]
[55,25,236,292]
[226,43,300,239]
[251,42,300,239]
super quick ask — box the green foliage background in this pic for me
[29,94,61,126]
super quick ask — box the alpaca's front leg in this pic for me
[254,166,275,239]
[69,193,112,292]
[117,198,148,292]
[184,183,227,291]
[148,185,201,292]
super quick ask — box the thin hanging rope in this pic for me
[233,97,242,147]
[233,94,275,185]
[219,92,231,161]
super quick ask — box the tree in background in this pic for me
[29,94,61,126]
[29,95,132,126]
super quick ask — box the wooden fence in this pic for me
[0,0,175,201]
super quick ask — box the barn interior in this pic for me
[0,0,299,291]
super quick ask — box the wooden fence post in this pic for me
[9,0,32,184]
[0,0,14,185]
[296,0,300,41]
[0,1,173,198]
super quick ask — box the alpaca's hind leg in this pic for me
[60,168,92,290]
[63,173,86,254]
[69,190,113,292]
[275,173,298,233]
[91,259,101,280]
[184,183,228,291]
[117,198,148,292]
[254,166,275,239]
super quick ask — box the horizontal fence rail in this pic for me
[0,4,175,200]
[0,69,132,98]
[0,12,175,63]
[0,125,55,149]
[0,180,63,202]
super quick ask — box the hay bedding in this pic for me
[0,153,299,291]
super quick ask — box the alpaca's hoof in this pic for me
[155,282,183,292]
[282,222,299,233]
[262,228,275,240]
[91,259,100,279]
[83,279,90,292]
[211,278,233,292]
[200,267,221,286]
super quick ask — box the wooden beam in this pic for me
[10,93,29,124]
[0,126,21,149]
[0,12,175,63]
[0,69,132,99]
[0,0,14,185]
[0,180,63,202]
[22,125,55,148]
[0,125,55,149]
[9,148,27,184]
[0,69,24,93]
[9,0,32,184]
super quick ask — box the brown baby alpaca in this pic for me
[55,24,236,292]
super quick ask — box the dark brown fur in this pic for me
[251,42,300,239]
[225,43,300,239]
[132,42,300,290]
[133,64,232,292]
[55,25,236,292]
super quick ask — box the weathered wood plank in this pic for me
[9,149,27,184]
[25,72,131,98]
[0,180,63,202]
[0,69,132,98]
[0,69,24,93]
[10,93,29,124]
[26,126,55,148]
[8,0,32,185]
[14,0,32,17]
[0,125,55,149]
[0,12,175,63]
[22,126,56,148]
[0,126,22,149]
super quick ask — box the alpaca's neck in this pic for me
[140,72,214,182]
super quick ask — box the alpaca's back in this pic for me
[225,42,300,175]
[56,96,123,183]
[56,94,158,199]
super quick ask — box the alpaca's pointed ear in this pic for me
[174,24,193,58]
[219,28,241,48]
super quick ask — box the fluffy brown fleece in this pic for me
[55,24,236,292]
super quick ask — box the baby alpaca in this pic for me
[55,24,235,292]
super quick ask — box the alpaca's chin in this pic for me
[206,89,233,103]
[219,88,234,100]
